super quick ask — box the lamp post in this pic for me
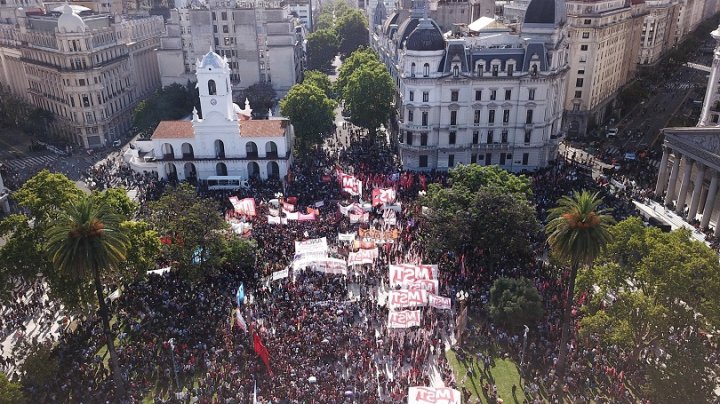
[455,290,469,346]
[520,325,529,367]
[168,338,181,390]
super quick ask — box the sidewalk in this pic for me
[633,198,709,247]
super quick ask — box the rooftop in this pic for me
[151,118,288,140]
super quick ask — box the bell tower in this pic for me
[195,50,235,121]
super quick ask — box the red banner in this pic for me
[253,332,272,375]
[372,188,396,205]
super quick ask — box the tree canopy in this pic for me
[133,82,199,137]
[488,277,544,331]
[577,217,720,401]
[302,70,335,99]
[335,48,379,98]
[0,372,25,404]
[342,61,394,137]
[335,10,369,58]
[422,170,539,269]
[280,83,337,154]
[306,29,339,71]
[237,82,277,119]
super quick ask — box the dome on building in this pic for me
[524,0,566,26]
[199,50,226,69]
[405,20,445,51]
[57,4,86,33]
[396,17,420,47]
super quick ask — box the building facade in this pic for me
[125,50,294,182]
[639,0,679,65]
[372,0,569,172]
[0,5,163,148]
[156,0,304,99]
[563,0,645,135]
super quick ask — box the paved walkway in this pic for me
[633,198,709,246]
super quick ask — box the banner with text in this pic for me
[388,310,422,329]
[372,188,396,205]
[427,294,451,310]
[340,174,362,196]
[407,387,461,404]
[404,279,439,295]
[347,248,378,266]
[272,268,289,281]
[388,289,428,309]
[389,264,438,286]
[229,197,256,216]
[294,237,328,255]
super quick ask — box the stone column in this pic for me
[701,172,719,229]
[687,163,706,220]
[675,157,694,214]
[655,146,671,196]
[665,152,682,205]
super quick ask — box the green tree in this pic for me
[133,83,196,136]
[335,9,369,57]
[220,237,257,271]
[13,170,83,222]
[343,62,394,137]
[335,48,378,98]
[146,184,227,271]
[423,187,539,269]
[303,70,335,99]
[91,187,138,219]
[238,82,277,119]
[45,196,130,397]
[445,164,533,200]
[0,372,25,404]
[280,83,337,154]
[545,191,614,386]
[19,342,59,395]
[488,277,544,331]
[306,29,339,71]
[121,220,161,278]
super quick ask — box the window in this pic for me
[409,91,414,101]
[487,130,494,143]
[580,44,589,51]
[422,91,429,102]
[492,65,499,76]
[528,89,535,100]
[208,79,217,95]
[221,11,227,20]
[500,153,506,165]
[501,129,508,143]
[214,38,219,46]
[488,110,495,124]
[213,25,218,33]
[224,37,232,46]
[420,133,428,146]
[474,110,481,125]
[584,19,591,24]
[522,153,529,165]
[212,11,216,20]
[408,110,414,122]
[423,63,430,77]
[451,90,459,102]
[449,132,456,144]
[582,32,590,39]
[411,63,416,76]
[578,69,585,75]
[526,110,533,124]
[421,112,428,126]
[471,154,477,164]
[475,90,482,101]
[505,89,511,100]
[576,78,584,87]
[406,132,413,145]
[419,155,428,168]
[503,109,510,124]
[79,79,86,86]
[524,130,531,143]
[448,154,455,167]
[472,131,479,144]
[453,65,459,77]
[507,64,514,77]
[485,153,492,165]
[450,111,457,126]
[223,25,229,33]
[490,90,497,100]
[574,90,582,98]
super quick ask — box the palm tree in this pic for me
[45,196,129,397]
[545,190,614,386]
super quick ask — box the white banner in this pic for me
[338,232,356,242]
[388,289,428,309]
[268,208,280,217]
[229,197,256,216]
[389,264,438,286]
[314,200,325,207]
[349,212,369,224]
[285,211,299,220]
[427,294,451,310]
[388,310,422,329]
[294,237,328,255]
[347,248,378,265]
[407,387,461,404]
[383,202,402,212]
[340,174,362,196]
[272,268,289,281]
[267,215,288,225]
[404,279,439,294]
[230,222,252,235]
[293,257,347,275]
[383,209,397,226]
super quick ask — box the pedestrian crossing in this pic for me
[1,154,58,171]
[664,82,695,90]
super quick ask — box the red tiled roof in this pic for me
[151,121,194,139]
[240,119,287,137]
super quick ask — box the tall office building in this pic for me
[156,0,305,99]
[0,5,163,148]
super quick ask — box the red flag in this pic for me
[253,332,272,376]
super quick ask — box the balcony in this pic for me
[399,143,436,151]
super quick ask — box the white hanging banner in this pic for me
[427,294,451,310]
[407,387,461,404]
[388,310,422,329]
[337,232,357,242]
[388,289,428,309]
[272,268,289,281]
[404,279,439,295]
[389,264,438,286]
[294,237,328,255]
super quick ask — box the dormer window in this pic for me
[453,65,459,78]
[411,63,416,77]
[423,63,430,77]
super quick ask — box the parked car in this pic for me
[606,128,619,138]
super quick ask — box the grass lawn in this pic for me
[446,349,527,404]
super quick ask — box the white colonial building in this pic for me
[125,50,294,182]
[371,0,569,172]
